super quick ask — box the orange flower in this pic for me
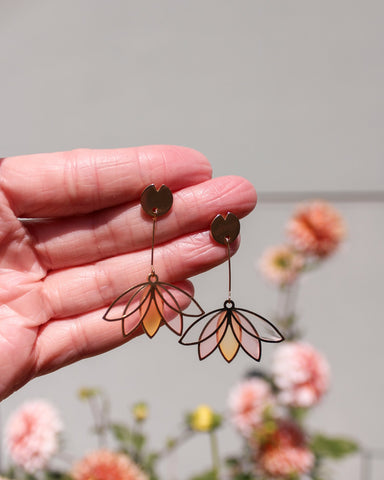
[287,201,345,257]
[71,449,148,480]
[257,420,314,477]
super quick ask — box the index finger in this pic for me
[0,145,212,217]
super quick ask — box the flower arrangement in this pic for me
[0,201,358,480]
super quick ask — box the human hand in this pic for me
[0,146,256,400]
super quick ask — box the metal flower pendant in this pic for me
[179,299,284,362]
[103,273,204,338]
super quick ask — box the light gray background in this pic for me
[0,1,383,479]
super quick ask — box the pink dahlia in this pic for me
[259,245,304,286]
[228,378,274,436]
[272,342,330,407]
[287,201,345,258]
[71,449,148,480]
[258,419,314,477]
[5,400,62,472]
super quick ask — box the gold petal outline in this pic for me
[233,309,284,343]
[231,311,262,361]
[104,278,206,338]
[180,302,284,361]
[103,282,149,322]
[156,282,205,317]
[197,310,229,360]
[179,308,226,346]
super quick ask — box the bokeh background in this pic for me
[1,1,383,478]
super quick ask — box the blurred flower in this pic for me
[272,342,330,407]
[257,419,314,477]
[71,449,148,480]
[5,399,62,473]
[228,378,274,436]
[189,405,221,432]
[287,201,345,258]
[78,387,101,400]
[132,402,148,422]
[259,245,304,286]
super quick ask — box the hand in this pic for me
[0,145,256,400]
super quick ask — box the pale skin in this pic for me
[0,145,257,401]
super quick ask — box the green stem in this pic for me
[276,280,300,339]
[156,429,195,459]
[133,420,144,464]
[89,395,109,448]
[210,431,220,480]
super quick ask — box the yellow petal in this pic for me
[217,312,241,362]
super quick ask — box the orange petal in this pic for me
[141,287,163,337]
[217,312,241,362]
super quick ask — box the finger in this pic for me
[34,280,194,376]
[43,230,239,319]
[0,145,212,217]
[27,176,257,270]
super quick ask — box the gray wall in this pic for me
[1,1,383,478]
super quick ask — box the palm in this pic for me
[0,210,46,399]
[0,146,256,401]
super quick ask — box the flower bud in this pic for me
[132,402,148,422]
[189,405,222,432]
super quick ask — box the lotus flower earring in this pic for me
[103,184,204,338]
[179,212,284,362]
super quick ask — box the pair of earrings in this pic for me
[103,184,284,362]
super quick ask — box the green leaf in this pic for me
[110,423,131,444]
[211,413,223,431]
[44,472,73,480]
[225,456,241,468]
[287,474,300,480]
[131,431,146,450]
[146,451,159,465]
[4,465,16,478]
[289,406,309,423]
[25,474,38,480]
[166,436,177,449]
[141,452,160,479]
[189,470,217,480]
[311,434,359,459]
[231,474,253,480]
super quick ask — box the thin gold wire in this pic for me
[150,211,158,274]
[179,211,285,361]
[103,184,206,338]
[226,237,232,300]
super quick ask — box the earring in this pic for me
[179,212,284,362]
[103,184,204,338]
